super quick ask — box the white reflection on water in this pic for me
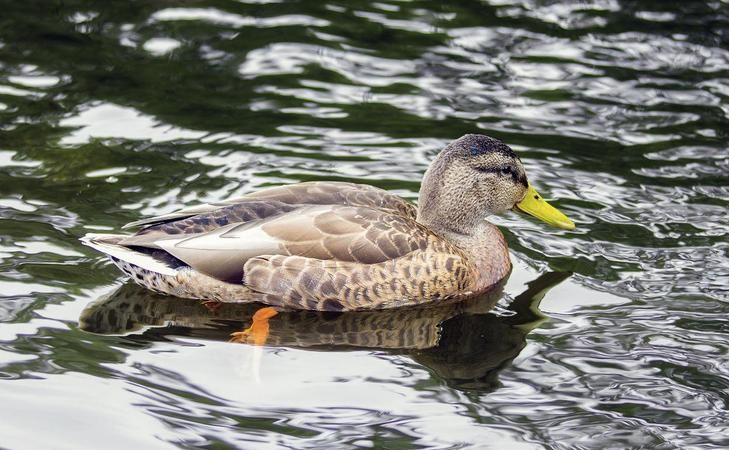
[151,8,330,28]
[0,373,182,450]
[142,37,182,56]
[59,103,207,145]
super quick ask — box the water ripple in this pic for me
[0,1,728,449]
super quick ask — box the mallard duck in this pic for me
[81,134,574,313]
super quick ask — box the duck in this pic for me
[81,134,574,315]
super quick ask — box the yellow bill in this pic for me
[515,185,575,230]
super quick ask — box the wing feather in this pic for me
[123,181,416,231]
[118,205,429,284]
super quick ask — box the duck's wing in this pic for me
[116,205,434,284]
[123,181,416,230]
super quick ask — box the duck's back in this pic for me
[126,181,417,234]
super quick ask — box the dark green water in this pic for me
[1,1,728,449]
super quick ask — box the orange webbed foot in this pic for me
[229,306,278,346]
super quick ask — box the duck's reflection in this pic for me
[80,271,569,391]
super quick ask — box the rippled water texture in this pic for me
[1,1,728,449]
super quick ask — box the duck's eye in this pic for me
[501,167,512,175]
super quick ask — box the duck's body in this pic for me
[82,135,573,311]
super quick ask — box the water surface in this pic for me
[1,1,728,449]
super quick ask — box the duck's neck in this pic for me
[433,221,512,293]
[416,155,511,291]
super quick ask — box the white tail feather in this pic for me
[81,233,178,276]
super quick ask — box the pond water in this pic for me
[1,1,728,449]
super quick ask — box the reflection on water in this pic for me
[80,272,571,391]
[1,0,729,449]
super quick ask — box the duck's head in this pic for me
[417,134,575,235]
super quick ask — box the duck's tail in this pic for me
[80,233,178,276]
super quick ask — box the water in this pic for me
[1,1,728,448]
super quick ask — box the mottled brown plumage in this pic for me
[81,134,574,311]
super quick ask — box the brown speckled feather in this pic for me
[242,234,475,311]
